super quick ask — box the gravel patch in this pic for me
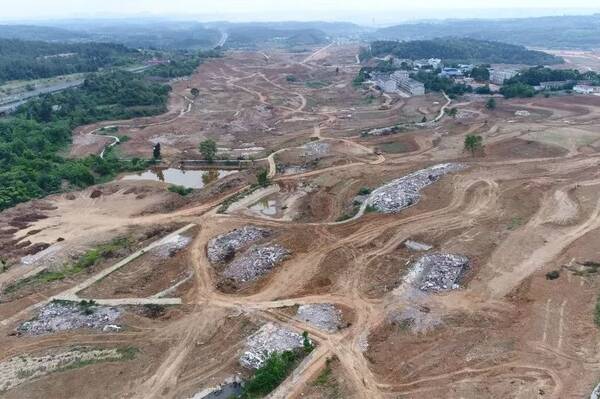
[207,225,271,264]
[222,244,289,283]
[296,304,343,333]
[240,323,305,369]
[17,301,121,336]
[366,163,463,213]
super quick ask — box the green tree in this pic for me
[445,107,458,117]
[256,169,270,187]
[190,87,199,97]
[421,116,427,123]
[464,134,483,156]
[302,331,314,353]
[153,143,161,159]
[199,139,217,162]
[486,98,496,109]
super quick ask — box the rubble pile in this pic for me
[239,323,305,369]
[223,244,289,282]
[410,253,469,292]
[303,141,330,157]
[296,304,343,333]
[153,234,192,257]
[207,225,271,264]
[366,163,463,213]
[17,301,121,336]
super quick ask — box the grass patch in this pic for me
[55,346,139,374]
[240,350,301,399]
[357,187,371,195]
[168,185,194,196]
[378,141,409,154]
[507,217,523,230]
[3,237,131,293]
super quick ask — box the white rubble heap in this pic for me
[303,141,330,157]
[207,225,272,264]
[404,240,433,252]
[366,163,464,213]
[590,383,600,399]
[239,323,305,369]
[223,244,289,282]
[152,234,192,257]
[296,304,343,333]
[17,301,121,336]
[410,253,469,293]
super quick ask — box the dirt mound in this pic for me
[488,138,567,159]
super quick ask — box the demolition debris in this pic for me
[207,225,272,264]
[296,304,343,333]
[239,323,305,369]
[17,300,121,336]
[406,253,469,293]
[366,163,463,213]
[222,244,289,282]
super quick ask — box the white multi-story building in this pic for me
[573,84,600,94]
[490,69,518,85]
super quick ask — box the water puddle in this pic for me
[121,168,239,189]
[250,198,278,216]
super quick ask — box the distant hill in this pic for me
[225,26,328,48]
[374,14,600,49]
[0,25,88,42]
[368,38,563,65]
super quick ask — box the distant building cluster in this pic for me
[372,70,425,96]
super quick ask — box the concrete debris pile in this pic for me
[362,125,408,137]
[207,225,271,264]
[223,244,289,282]
[296,304,343,333]
[17,301,121,336]
[239,323,305,369]
[515,110,531,117]
[590,383,600,399]
[409,253,469,292]
[404,240,433,252]
[366,163,463,213]
[152,234,192,257]
[303,141,330,157]
[20,244,63,267]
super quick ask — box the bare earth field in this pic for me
[2,43,600,398]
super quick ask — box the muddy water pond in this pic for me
[121,168,239,189]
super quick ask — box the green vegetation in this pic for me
[506,66,600,88]
[199,139,217,162]
[358,187,371,195]
[302,331,314,353]
[470,65,490,81]
[365,204,378,213]
[545,270,560,280]
[168,185,193,196]
[240,350,300,399]
[367,38,561,65]
[464,134,483,156]
[508,216,523,230]
[217,185,262,214]
[486,98,496,109]
[54,346,139,374]
[0,39,138,84]
[353,68,370,87]
[445,107,458,117]
[411,71,471,97]
[499,82,536,99]
[78,299,98,315]
[475,85,492,95]
[256,169,270,187]
[153,143,161,159]
[0,71,170,210]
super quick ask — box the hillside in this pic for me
[0,39,138,83]
[225,26,328,48]
[375,14,600,49]
[368,38,563,65]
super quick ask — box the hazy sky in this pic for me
[3,0,600,24]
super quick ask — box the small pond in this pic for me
[121,168,239,189]
[250,198,278,216]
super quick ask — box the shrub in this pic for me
[358,187,371,195]
[545,270,560,280]
[168,185,193,196]
[241,351,298,398]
